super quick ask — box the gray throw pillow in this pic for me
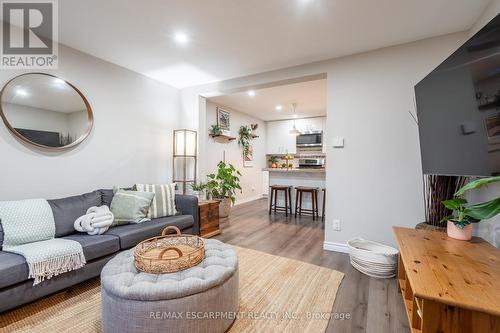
[110,189,155,226]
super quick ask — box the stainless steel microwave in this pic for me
[296,131,323,147]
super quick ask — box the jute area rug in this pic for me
[0,246,344,333]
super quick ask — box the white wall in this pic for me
[180,32,468,248]
[324,35,468,248]
[205,101,266,204]
[0,44,180,200]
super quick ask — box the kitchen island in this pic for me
[263,168,326,213]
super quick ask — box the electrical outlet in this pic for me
[332,219,341,231]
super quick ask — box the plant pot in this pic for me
[191,191,204,202]
[271,163,277,168]
[447,221,472,241]
[218,197,232,218]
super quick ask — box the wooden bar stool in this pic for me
[269,185,293,216]
[294,186,319,220]
[322,188,326,221]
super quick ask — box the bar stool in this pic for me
[269,185,293,216]
[322,188,326,221]
[294,186,319,220]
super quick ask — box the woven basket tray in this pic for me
[134,226,205,274]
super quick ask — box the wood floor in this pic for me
[215,198,410,333]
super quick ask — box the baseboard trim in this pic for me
[234,195,264,206]
[323,241,349,254]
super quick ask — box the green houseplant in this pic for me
[190,182,208,201]
[207,161,242,217]
[209,124,222,136]
[238,125,253,156]
[441,176,500,240]
[268,155,278,168]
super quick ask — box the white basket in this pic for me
[347,238,399,279]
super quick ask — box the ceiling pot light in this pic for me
[247,90,255,97]
[174,32,189,45]
[289,103,300,136]
[275,105,283,111]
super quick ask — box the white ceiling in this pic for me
[59,0,492,88]
[209,79,326,121]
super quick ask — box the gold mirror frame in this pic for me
[0,73,94,151]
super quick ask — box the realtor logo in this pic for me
[1,0,58,69]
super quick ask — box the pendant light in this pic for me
[289,103,300,136]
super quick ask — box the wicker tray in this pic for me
[134,226,205,274]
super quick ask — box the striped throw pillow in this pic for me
[134,184,177,218]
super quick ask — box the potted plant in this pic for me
[190,182,208,201]
[441,176,500,240]
[209,124,222,136]
[417,175,468,232]
[268,156,278,168]
[207,161,242,218]
[238,125,253,156]
[250,123,258,135]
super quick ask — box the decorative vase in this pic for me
[447,221,472,241]
[219,197,232,218]
[196,191,205,202]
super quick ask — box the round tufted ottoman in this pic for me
[101,239,239,333]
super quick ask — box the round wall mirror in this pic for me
[0,73,93,150]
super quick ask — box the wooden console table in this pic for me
[198,200,221,238]
[393,227,500,333]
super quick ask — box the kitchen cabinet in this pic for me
[266,117,326,155]
[266,120,296,154]
[295,117,324,133]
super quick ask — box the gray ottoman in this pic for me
[101,239,239,333]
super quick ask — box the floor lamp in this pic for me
[173,129,197,194]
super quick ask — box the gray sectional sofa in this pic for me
[0,189,199,313]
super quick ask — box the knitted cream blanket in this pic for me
[0,199,86,285]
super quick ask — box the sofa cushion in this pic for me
[134,183,178,218]
[0,251,28,289]
[99,189,114,207]
[62,234,120,261]
[106,215,194,249]
[48,191,102,237]
[110,189,155,226]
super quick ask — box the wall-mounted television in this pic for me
[415,13,500,176]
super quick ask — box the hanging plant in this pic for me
[238,125,253,155]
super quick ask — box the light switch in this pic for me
[461,122,476,135]
[332,136,344,148]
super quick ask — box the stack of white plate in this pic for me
[347,238,399,279]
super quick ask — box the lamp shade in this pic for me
[289,125,300,136]
[173,129,197,194]
[174,130,197,156]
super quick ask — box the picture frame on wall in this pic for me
[243,145,253,167]
[217,107,230,130]
[485,114,500,140]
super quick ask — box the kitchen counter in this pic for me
[262,168,326,211]
[262,168,325,173]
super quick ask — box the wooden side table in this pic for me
[393,227,500,333]
[198,200,221,238]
